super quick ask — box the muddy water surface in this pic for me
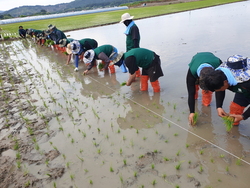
[1,1,250,188]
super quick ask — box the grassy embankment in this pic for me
[0,0,244,36]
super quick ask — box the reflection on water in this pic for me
[1,1,250,187]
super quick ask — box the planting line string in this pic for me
[88,75,250,166]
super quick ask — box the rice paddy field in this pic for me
[1,0,250,188]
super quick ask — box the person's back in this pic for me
[18,26,26,38]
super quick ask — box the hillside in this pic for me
[0,0,142,17]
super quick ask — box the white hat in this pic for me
[59,39,67,47]
[120,13,134,23]
[83,50,95,64]
[111,52,124,65]
[48,24,56,30]
[66,40,81,55]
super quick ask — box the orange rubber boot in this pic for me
[151,80,160,92]
[202,90,212,106]
[140,75,149,91]
[229,101,245,125]
[109,64,116,74]
[136,69,141,77]
[194,85,199,99]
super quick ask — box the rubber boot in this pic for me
[140,75,149,91]
[136,69,141,77]
[41,39,45,45]
[109,64,116,74]
[229,101,245,125]
[194,85,199,99]
[151,80,160,92]
[202,90,212,106]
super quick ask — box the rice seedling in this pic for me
[92,107,100,119]
[82,132,86,137]
[173,104,177,110]
[66,162,71,168]
[120,81,126,86]
[222,116,234,132]
[120,148,123,155]
[71,138,75,144]
[210,159,214,163]
[122,135,126,141]
[175,162,181,170]
[16,152,21,159]
[97,148,101,154]
[165,139,168,143]
[200,150,204,155]
[199,165,203,173]
[62,154,66,160]
[105,134,109,139]
[93,141,97,147]
[155,130,158,134]
[186,144,189,148]
[236,158,242,166]
[119,175,124,183]
[139,155,144,159]
[34,143,40,151]
[192,112,199,126]
[162,173,167,179]
[176,150,180,156]
[220,154,225,158]
[226,166,229,172]
[134,171,137,177]
[24,180,30,187]
[123,159,127,166]
[151,180,157,186]
[130,140,134,147]
[53,182,57,188]
[136,129,139,134]
[163,157,169,161]
[70,174,75,181]
[174,133,178,136]
[53,146,58,151]
[16,160,21,169]
[84,169,89,173]
[187,174,194,178]
[154,150,158,153]
[151,164,155,169]
[110,166,114,172]
[175,185,180,188]
[89,179,93,184]
[117,129,120,133]
[45,159,49,166]
[27,126,34,135]
[143,136,147,140]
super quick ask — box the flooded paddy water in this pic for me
[1,1,250,188]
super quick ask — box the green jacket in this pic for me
[188,52,221,78]
[124,48,154,69]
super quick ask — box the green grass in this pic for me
[0,0,243,34]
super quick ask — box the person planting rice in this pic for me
[66,38,98,71]
[18,26,26,38]
[47,24,67,45]
[111,48,163,92]
[186,52,222,125]
[83,44,122,75]
[200,55,250,126]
